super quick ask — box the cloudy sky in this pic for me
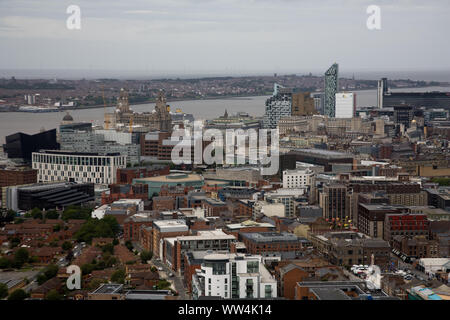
[0,0,449,78]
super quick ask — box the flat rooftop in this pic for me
[166,229,236,243]
[291,148,353,159]
[241,232,300,243]
[153,219,188,232]
[134,173,203,183]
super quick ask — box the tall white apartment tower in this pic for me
[335,92,356,118]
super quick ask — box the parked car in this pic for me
[169,273,174,277]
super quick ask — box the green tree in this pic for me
[0,283,8,299]
[8,289,28,300]
[37,274,48,285]
[45,289,62,300]
[62,241,73,251]
[0,257,11,269]
[61,205,92,221]
[112,238,119,246]
[125,241,133,252]
[9,237,20,248]
[74,216,119,243]
[86,278,105,291]
[45,210,59,219]
[431,177,450,186]
[13,248,29,268]
[44,264,59,279]
[157,279,171,290]
[101,243,114,255]
[31,207,43,220]
[53,224,61,232]
[140,250,153,263]
[49,240,59,247]
[104,256,117,268]
[14,218,24,224]
[110,269,125,284]
[81,263,95,276]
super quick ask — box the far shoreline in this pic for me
[1,84,450,113]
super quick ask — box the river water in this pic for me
[0,86,448,144]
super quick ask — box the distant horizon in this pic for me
[2,68,450,82]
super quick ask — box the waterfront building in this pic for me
[105,89,172,132]
[3,129,59,162]
[324,63,339,118]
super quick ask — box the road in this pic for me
[390,254,430,281]
[151,258,188,300]
[131,241,189,299]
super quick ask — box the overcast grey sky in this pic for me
[0,0,449,78]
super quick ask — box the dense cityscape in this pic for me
[1,1,450,316]
[0,62,449,304]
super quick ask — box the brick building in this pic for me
[201,198,229,217]
[0,167,37,201]
[358,204,409,239]
[392,235,440,259]
[310,231,391,267]
[152,196,175,211]
[123,212,158,242]
[384,213,430,243]
[116,165,170,184]
[152,220,189,259]
[236,199,255,218]
[240,232,305,256]
[101,184,148,205]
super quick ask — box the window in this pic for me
[265,285,272,298]
[247,261,259,273]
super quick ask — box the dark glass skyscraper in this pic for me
[324,63,339,117]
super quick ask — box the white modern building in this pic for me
[59,125,140,164]
[92,198,145,219]
[335,92,356,118]
[283,169,315,189]
[32,150,127,185]
[192,253,277,299]
[263,188,307,218]
[417,258,450,275]
[253,200,285,219]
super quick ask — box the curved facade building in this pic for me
[133,173,204,197]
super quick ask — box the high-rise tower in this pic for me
[377,78,388,109]
[324,63,339,117]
